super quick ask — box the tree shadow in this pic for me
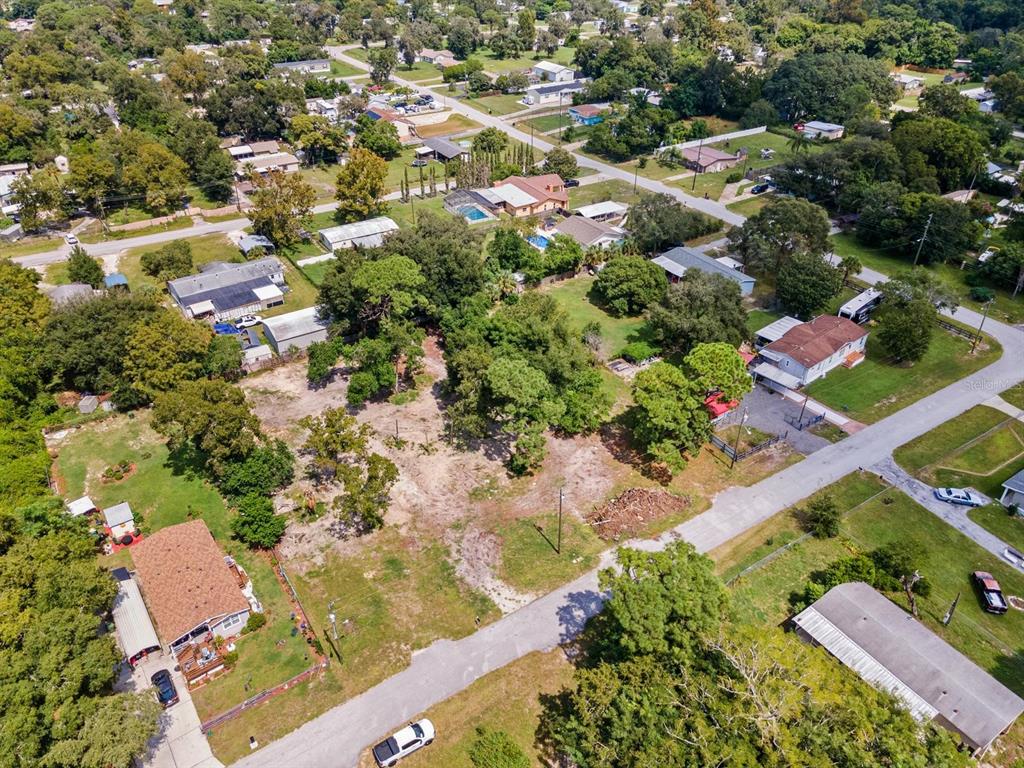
[163,441,209,481]
[556,588,608,648]
[599,416,673,484]
[991,647,1024,694]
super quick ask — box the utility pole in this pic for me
[557,487,563,555]
[912,212,933,266]
[690,137,704,193]
[797,392,810,428]
[971,299,993,353]
[633,162,639,194]
[326,599,338,641]
[730,409,748,469]
[942,591,960,626]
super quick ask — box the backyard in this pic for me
[566,179,644,210]
[805,328,1001,423]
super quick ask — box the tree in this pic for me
[487,357,565,474]
[516,8,536,49]
[140,241,193,282]
[448,18,482,59]
[289,114,347,165]
[776,251,843,318]
[683,342,752,401]
[541,147,579,179]
[630,362,711,474]
[230,495,286,548]
[334,148,389,223]
[352,255,427,327]
[42,691,161,768]
[473,127,510,155]
[218,440,294,500]
[489,30,525,60]
[598,542,727,662]
[839,253,862,283]
[991,71,1024,121]
[307,338,344,384]
[354,116,402,159]
[627,193,719,254]
[368,46,398,85]
[728,197,831,274]
[763,51,899,122]
[803,494,840,538]
[152,379,262,478]
[876,294,936,363]
[66,246,104,288]
[316,250,364,332]
[648,272,748,356]
[122,311,213,404]
[335,451,400,529]
[594,255,668,315]
[919,84,979,121]
[891,116,985,192]
[121,140,189,212]
[248,170,315,249]
[469,728,529,768]
[10,168,73,233]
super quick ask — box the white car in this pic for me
[372,720,435,767]
[933,487,985,507]
[235,314,263,328]
[65,234,78,245]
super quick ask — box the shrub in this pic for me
[468,728,529,768]
[230,494,286,549]
[802,494,840,538]
[242,612,267,634]
[347,370,382,406]
[620,341,661,363]
[223,651,239,668]
[725,171,743,184]
[969,285,995,302]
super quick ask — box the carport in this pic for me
[111,567,162,667]
[751,361,802,392]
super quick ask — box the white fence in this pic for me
[655,125,768,156]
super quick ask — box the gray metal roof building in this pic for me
[111,567,161,666]
[262,306,330,354]
[652,247,756,295]
[318,217,398,252]
[792,582,1024,755]
[421,137,469,161]
[167,257,286,320]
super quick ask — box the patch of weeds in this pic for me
[469,476,502,501]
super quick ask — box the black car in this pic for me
[564,178,581,188]
[751,183,771,194]
[151,669,179,708]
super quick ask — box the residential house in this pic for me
[0,174,18,207]
[793,582,1024,756]
[262,306,331,354]
[758,314,867,387]
[306,97,339,121]
[319,216,399,251]
[800,120,845,140]
[628,87,662,106]
[103,502,136,540]
[0,162,30,177]
[752,315,803,348]
[168,257,286,320]
[944,71,970,84]
[682,145,743,174]
[6,18,35,33]
[272,59,331,75]
[48,283,94,306]
[532,61,574,83]
[417,48,458,68]
[483,174,568,217]
[652,246,756,295]
[552,215,626,249]
[419,137,470,162]
[152,0,174,12]
[234,152,300,179]
[893,72,924,90]
[111,567,162,668]
[522,80,587,106]
[364,106,416,140]
[1000,469,1024,509]
[568,104,606,125]
[575,200,628,221]
[239,234,276,258]
[132,520,254,655]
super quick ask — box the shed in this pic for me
[575,200,628,221]
[421,137,469,162]
[792,582,1024,755]
[318,216,399,251]
[103,502,135,538]
[104,273,128,289]
[67,496,97,517]
[262,306,330,354]
[48,283,94,306]
[239,234,275,256]
[111,568,161,667]
[652,247,756,295]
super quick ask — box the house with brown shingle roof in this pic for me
[760,315,867,386]
[132,519,251,651]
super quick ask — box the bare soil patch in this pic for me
[587,488,690,541]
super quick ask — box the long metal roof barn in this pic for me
[111,568,161,660]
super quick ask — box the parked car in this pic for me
[235,314,263,329]
[751,183,771,194]
[372,720,435,767]
[933,487,985,507]
[151,669,179,707]
[972,571,1009,614]
[65,233,78,245]
[564,178,581,188]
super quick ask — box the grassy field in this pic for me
[53,413,313,739]
[80,216,193,244]
[498,512,605,594]
[830,233,1024,324]
[329,58,363,77]
[541,274,653,361]
[745,307,784,335]
[566,179,644,210]
[473,45,575,73]
[805,329,1001,424]
[415,113,481,137]
[0,234,65,260]
[357,650,572,768]
[1003,385,1024,410]
[969,505,1024,552]
[727,193,773,217]
[461,92,529,116]
[728,476,1024,694]
[894,403,1024,497]
[116,233,243,292]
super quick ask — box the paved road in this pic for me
[326,46,746,227]
[234,298,1024,767]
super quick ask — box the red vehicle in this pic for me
[972,571,1008,614]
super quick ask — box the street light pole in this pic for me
[971,299,993,353]
[690,137,704,193]
[913,213,933,266]
[557,487,563,555]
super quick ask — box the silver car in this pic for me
[933,487,984,507]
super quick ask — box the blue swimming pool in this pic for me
[459,205,488,222]
[527,234,550,249]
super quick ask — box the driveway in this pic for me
[119,655,224,768]
[736,386,831,455]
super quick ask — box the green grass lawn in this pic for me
[80,216,193,244]
[893,403,1024,498]
[805,329,1001,424]
[520,112,572,133]
[498,512,605,594]
[0,235,64,260]
[117,233,244,293]
[729,478,1024,695]
[745,308,783,335]
[329,58,363,77]
[53,413,312,732]
[969,505,1024,552]
[567,179,644,210]
[298,165,341,201]
[1002,385,1024,410]
[461,92,528,116]
[473,44,575,73]
[727,194,773,217]
[185,184,232,210]
[541,274,653,360]
[414,113,482,137]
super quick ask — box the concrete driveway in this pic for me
[118,655,224,768]
[735,386,831,455]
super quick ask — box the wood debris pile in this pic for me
[587,488,689,541]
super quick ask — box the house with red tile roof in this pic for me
[484,174,568,217]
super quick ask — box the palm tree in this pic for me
[840,254,863,283]
[788,132,814,155]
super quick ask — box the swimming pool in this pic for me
[527,234,550,249]
[458,205,488,222]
